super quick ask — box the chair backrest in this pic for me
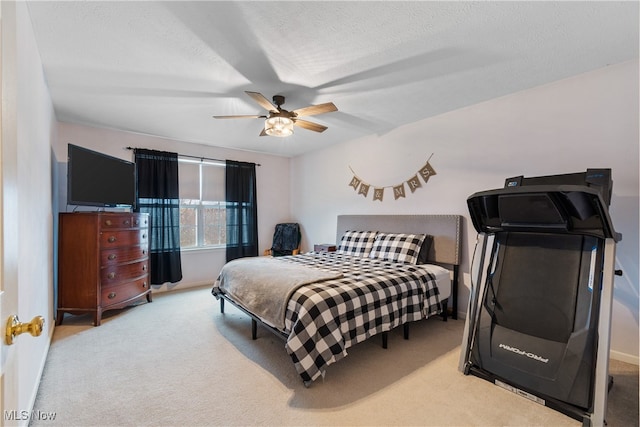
[271,223,301,256]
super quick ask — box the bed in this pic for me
[212,214,462,386]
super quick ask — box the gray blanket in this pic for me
[217,256,343,330]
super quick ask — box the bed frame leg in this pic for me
[441,300,448,322]
[220,298,225,313]
[382,332,388,349]
[404,323,410,340]
[251,319,257,340]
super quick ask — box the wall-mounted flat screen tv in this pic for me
[67,144,136,208]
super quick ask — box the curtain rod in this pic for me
[124,146,261,166]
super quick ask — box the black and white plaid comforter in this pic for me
[214,251,444,384]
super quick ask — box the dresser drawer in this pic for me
[101,260,148,285]
[100,214,149,230]
[101,277,150,306]
[131,214,149,228]
[100,215,135,229]
[100,229,148,248]
[101,245,148,266]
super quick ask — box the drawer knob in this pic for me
[105,220,112,226]
[142,282,147,289]
[108,254,117,260]
[123,220,130,226]
[108,236,116,243]
[108,292,116,299]
[142,249,147,255]
[142,265,147,271]
[142,234,147,239]
[134,219,140,225]
[107,272,116,279]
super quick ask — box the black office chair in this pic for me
[264,223,301,256]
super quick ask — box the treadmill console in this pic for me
[468,169,620,241]
[504,168,613,206]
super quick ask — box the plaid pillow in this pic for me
[337,230,378,257]
[369,233,426,264]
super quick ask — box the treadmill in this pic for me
[459,169,622,426]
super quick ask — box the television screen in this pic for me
[67,144,136,208]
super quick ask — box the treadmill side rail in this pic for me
[589,238,616,427]
[459,233,493,374]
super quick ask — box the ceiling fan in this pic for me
[213,91,338,137]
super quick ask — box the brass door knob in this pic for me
[5,315,45,345]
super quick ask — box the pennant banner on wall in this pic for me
[348,154,436,202]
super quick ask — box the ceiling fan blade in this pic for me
[259,128,268,137]
[213,115,266,119]
[292,102,338,117]
[245,91,278,112]
[294,119,328,133]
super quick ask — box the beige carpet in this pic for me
[31,286,638,426]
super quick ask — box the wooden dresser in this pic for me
[57,212,152,326]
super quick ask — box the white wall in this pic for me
[291,60,639,362]
[53,123,292,291]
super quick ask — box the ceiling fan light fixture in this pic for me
[264,116,294,137]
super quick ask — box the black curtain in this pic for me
[225,160,258,261]
[135,149,183,284]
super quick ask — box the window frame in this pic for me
[178,157,226,251]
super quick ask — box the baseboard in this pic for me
[610,349,639,366]
[150,280,212,294]
[27,325,53,426]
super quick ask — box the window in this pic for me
[178,158,226,249]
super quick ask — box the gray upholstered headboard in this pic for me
[336,214,462,266]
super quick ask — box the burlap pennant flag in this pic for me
[358,183,370,197]
[349,176,361,190]
[419,161,436,183]
[393,183,406,200]
[407,175,422,193]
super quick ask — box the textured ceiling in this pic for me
[27,1,639,157]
